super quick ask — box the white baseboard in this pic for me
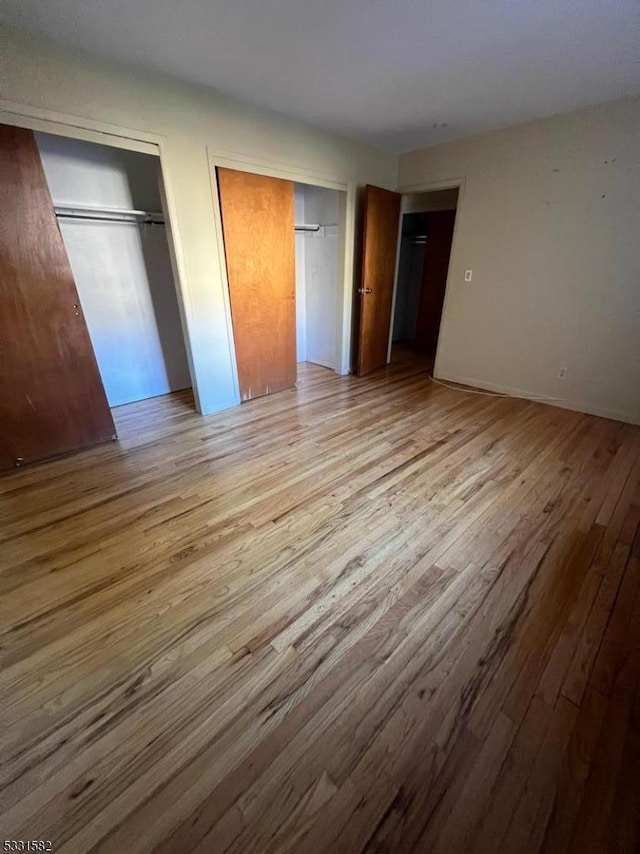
[199,395,240,416]
[433,371,640,426]
[307,358,336,371]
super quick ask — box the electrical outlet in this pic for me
[557,367,568,379]
[464,270,473,282]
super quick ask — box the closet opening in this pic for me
[389,187,459,370]
[216,166,346,403]
[294,183,344,374]
[35,132,194,416]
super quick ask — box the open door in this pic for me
[356,185,401,375]
[0,124,116,471]
[217,167,296,401]
[415,209,456,357]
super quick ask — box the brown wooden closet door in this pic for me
[217,167,296,402]
[0,124,115,471]
[356,185,401,375]
[415,209,456,358]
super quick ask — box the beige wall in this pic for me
[403,187,459,213]
[1,27,397,413]
[399,97,640,424]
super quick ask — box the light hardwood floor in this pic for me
[1,358,639,853]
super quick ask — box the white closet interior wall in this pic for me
[35,132,191,407]
[294,183,340,370]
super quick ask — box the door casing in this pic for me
[387,178,466,376]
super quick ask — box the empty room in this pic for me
[1,1,639,852]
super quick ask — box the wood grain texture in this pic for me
[1,352,639,853]
[356,185,401,376]
[415,209,456,357]
[217,167,296,401]
[0,124,116,470]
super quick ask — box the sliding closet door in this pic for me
[217,167,296,401]
[0,124,115,471]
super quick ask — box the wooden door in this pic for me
[217,168,296,401]
[355,185,401,376]
[415,210,456,358]
[0,124,115,471]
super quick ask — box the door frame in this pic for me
[388,177,466,377]
[0,99,200,410]
[207,148,356,400]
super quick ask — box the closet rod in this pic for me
[55,203,153,217]
[294,223,339,232]
[56,212,165,225]
[54,204,165,226]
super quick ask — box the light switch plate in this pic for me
[464,270,473,282]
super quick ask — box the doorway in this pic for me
[389,188,459,369]
[294,183,343,371]
[352,184,459,377]
[35,132,193,411]
[216,167,347,403]
[0,122,194,470]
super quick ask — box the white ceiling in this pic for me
[3,0,640,151]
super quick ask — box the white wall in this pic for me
[399,97,640,424]
[34,132,162,210]
[1,27,397,414]
[294,185,307,363]
[300,185,341,370]
[35,132,191,406]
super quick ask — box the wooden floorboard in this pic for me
[1,357,639,853]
